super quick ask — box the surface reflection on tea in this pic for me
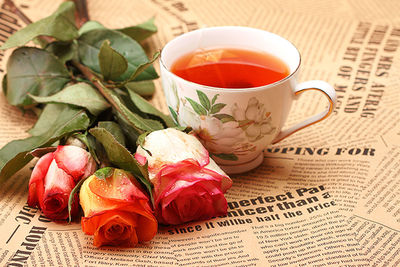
[171,48,289,88]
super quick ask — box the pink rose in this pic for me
[28,145,96,220]
[136,128,232,225]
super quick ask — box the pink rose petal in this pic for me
[54,145,89,182]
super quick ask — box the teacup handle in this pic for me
[272,80,336,144]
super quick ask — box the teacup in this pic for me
[160,26,336,174]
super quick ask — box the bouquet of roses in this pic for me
[0,1,232,247]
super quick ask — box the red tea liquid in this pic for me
[170,48,290,88]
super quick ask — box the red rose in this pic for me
[28,145,96,220]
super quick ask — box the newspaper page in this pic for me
[0,0,400,266]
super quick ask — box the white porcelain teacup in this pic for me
[160,26,336,174]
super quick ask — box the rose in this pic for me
[28,145,96,220]
[79,168,157,247]
[135,128,232,225]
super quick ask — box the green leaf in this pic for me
[6,47,70,107]
[115,113,142,148]
[213,153,238,161]
[94,167,114,180]
[102,85,163,132]
[78,29,158,81]
[123,52,159,83]
[68,176,87,222]
[29,83,110,116]
[125,80,155,97]
[210,103,227,114]
[99,40,128,81]
[136,132,152,156]
[186,97,207,116]
[127,89,175,128]
[197,90,211,111]
[78,21,105,35]
[213,113,236,123]
[1,2,78,50]
[45,41,78,64]
[136,132,150,148]
[0,107,90,182]
[168,106,179,125]
[89,127,153,204]
[175,126,192,133]
[211,94,219,105]
[72,132,100,164]
[28,104,64,136]
[117,17,157,42]
[98,121,126,146]
[29,147,57,158]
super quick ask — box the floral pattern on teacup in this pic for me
[167,81,276,161]
[232,97,276,142]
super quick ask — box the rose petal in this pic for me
[152,159,215,198]
[203,158,232,192]
[81,210,157,247]
[157,180,227,224]
[42,159,75,219]
[157,159,231,195]
[151,157,231,225]
[134,153,147,165]
[136,129,210,179]
[94,212,137,247]
[28,152,54,207]
[54,145,90,182]
[89,169,148,204]
[82,155,97,180]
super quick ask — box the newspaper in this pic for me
[0,0,399,266]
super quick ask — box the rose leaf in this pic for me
[45,41,78,64]
[117,17,157,43]
[1,2,78,50]
[78,21,105,36]
[124,80,155,97]
[6,47,70,107]
[0,106,90,182]
[98,121,126,146]
[78,29,158,81]
[98,40,128,81]
[29,82,110,116]
[89,127,153,204]
[102,85,163,132]
[127,89,174,128]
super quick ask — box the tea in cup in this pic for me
[160,26,336,174]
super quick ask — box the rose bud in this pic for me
[135,128,232,225]
[28,145,96,220]
[79,168,157,247]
